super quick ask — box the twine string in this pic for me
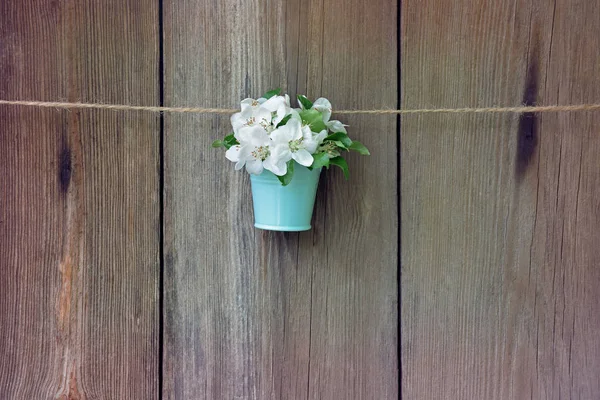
[2,99,600,115]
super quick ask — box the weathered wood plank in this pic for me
[302,1,398,398]
[0,1,159,398]
[401,0,600,398]
[162,0,398,398]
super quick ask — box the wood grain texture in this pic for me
[0,1,159,398]
[401,0,600,398]
[162,0,397,398]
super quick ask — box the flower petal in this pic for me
[240,98,256,112]
[245,159,264,175]
[292,149,314,166]
[270,125,293,144]
[313,129,327,144]
[313,98,332,123]
[272,162,288,176]
[271,119,301,143]
[271,144,292,163]
[301,125,313,140]
[261,95,286,112]
[264,157,288,176]
[225,145,242,162]
[326,120,347,133]
[238,125,269,146]
[288,118,302,140]
[230,112,246,134]
[234,160,246,170]
[303,139,318,154]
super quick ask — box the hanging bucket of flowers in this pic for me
[213,89,370,232]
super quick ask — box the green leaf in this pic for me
[277,160,295,186]
[299,109,327,132]
[262,88,281,99]
[333,140,349,150]
[297,95,313,110]
[276,114,292,128]
[311,152,330,169]
[348,141,370,155]
[223,133,239,149]
[213,133,239,149]
[329,156,350,180]
[325,131,353,147]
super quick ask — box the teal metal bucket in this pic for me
[250,164,322,231]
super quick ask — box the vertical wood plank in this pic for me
[0,1,160,398]
[162,0,398,398]
[530,2,600,397]
[302,1,398,398]
[401,0,600,398]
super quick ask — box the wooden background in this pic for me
[1,1,599,400]
[402,0,600,398]
[0,1,160,398]
[161,0,397,398]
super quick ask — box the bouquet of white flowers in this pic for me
[213,88,369,185]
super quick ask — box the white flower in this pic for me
[310,97,347,133]
[312,98,332,122]
[231,101,272,136]
[263,145,290,176]
[225,125,272,175]
[230,95,293,137]
[270,119,325,168]
[260,95,291,123]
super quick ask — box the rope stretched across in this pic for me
[2,99,600,115]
